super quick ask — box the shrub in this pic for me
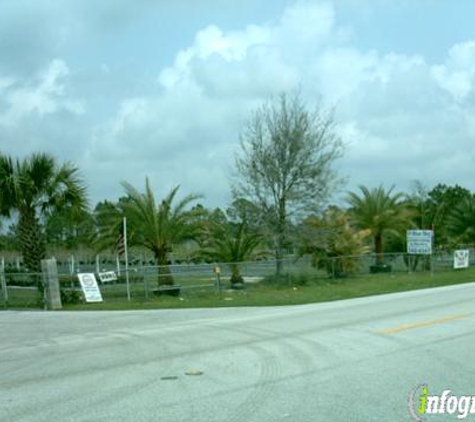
[262,271,312,286]
[60,288,83,304]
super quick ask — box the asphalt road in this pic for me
[1,282,475,421]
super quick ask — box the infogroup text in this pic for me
[409,384,475,420]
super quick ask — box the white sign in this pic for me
[98,271,118,283]
[407,230,433,255]
[454,250,470,269]
[77,273,103,302]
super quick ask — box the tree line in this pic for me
[1,92,474,284]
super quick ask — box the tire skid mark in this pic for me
[219,324,342,421]
[226,343,281,422]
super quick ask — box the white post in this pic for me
[116,255,120,276]
[70,255,75,275]
[1,257,7,305]
[124,217,131,301]
[96,254,100,274]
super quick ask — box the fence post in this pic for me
[1,257,7,308]
[69,255,75,275]
[116,255,120,276]
[213,266,222,295]
[41,258,62,310]
[144,270,149,301]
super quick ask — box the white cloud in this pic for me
[431,40,475,100]
[275,1,345,55]
[158,23,271,91]
[2,1,475,207]
[0,59,84,127]
[88,1,475,205]
[157,2,343,99]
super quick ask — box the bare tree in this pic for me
[234,91,344,274]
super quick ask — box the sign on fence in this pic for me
[407,230,433,255]
[454,250,470,269]
[78,273,103,302]
[98,271,118,283]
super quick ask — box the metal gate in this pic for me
[0,266,44,309]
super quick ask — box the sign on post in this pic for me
[78,273,103,302]
[98,271,118,283]
[407,230,433,255]
[454,250,470,269]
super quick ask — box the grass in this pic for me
[54,266,475,311]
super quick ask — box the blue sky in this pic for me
[1,0,475,208]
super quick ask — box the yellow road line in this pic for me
[378,314,470,335]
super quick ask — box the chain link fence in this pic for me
[1,249,474,309]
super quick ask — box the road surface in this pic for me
[1,282,475,421]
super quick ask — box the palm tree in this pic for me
[201,219,264,286]
[347,185,411,265]
[446,195,475,245]
[300,207,371,277]
[0,152,87,273]
[105,178,201,285]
